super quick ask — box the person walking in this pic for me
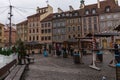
[114,43,120,63]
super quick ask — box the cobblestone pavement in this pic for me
[23,51,116,80]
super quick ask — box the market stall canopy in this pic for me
[114,24,120,31]
[86,32,120,37]
[75,37,93,42]
[25,41,40,45]
[65,38,78,43]
[25,41,42,49]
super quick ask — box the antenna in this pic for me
[46,0,49,5]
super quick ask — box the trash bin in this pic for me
[96,51,103,62]
[63,51,67,58]
[116,63,120,80]
[73,52,80,64]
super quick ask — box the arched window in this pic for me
[92,8,96,14]
[85,10,89,15]
[105,6,110,12]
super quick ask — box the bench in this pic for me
[5,65,26,80]
[0,59,17,79]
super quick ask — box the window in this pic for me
[105,6,110,12]
[45,36,47,40]
[107,15,112,19]
[41,37,44,41]
[85,10,89,15]
[45,29,47,33]
[29,29,31,33]
[58,14,61,17]
[73,27,75,31]
[41,30,44,33]
[89,24,92,32]
[73,35,75,38]
[92,9,96,14]
[88,17,91,24]
[66,13,69,16]
[33,29,35,33]
[0,39,2,43]
[78,34,80,37]
[45,23,47,27]
[41,23,44,28]
[36,36,39,40]
[68,27,70,32]
[94,17,97,23]
[78,26,80,31]
[33,36,35,40]
[70,13,72,17]
[36,28,39,33]
[29,36,31,41]
[48,29,51,33]
[68,35,71,39]
[36,23,38,26]
[48,36,51,40]
[100,16,105,20]
[94,24,97,31]
[83,18,86,24]
[62,14,65,17]
[75,13,78,16]
[33,23,35,27]
[48,23,50,27]
[53,15,56,18]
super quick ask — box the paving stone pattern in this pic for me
[22,52,116,80]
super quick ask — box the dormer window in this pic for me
[53,15,56,18]
[62,14,65,17]
[66,13,69,16]
[75,13,78,16]
[85,10,89,15]
[58,14,61,17]
[105,6,110,12]
[92,9,96,14]
[70,13,72,17]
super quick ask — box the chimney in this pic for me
[36,6,39,13]
[97,0,100,8]
[58,8,63,13]
[69,5,74,12]
[115,0,118,5]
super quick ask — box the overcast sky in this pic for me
[0,0,119,24]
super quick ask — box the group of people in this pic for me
[42,44,80,58]
[54,45,75,58]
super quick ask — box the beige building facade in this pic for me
[27,5,53,43]
[16,20,28,42]
[40,14,53,49]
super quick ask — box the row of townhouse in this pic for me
[0,23,16,47]
[16,0,120,49]
[0,23,5,47]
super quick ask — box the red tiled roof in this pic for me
[4,27,16,32]
[16,20,28,25]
